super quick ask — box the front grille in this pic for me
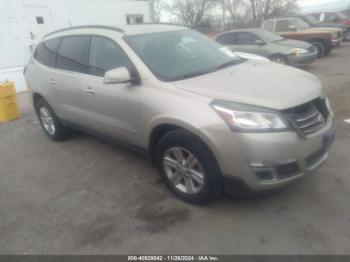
[308,46,315,53]
[284,98,329,136]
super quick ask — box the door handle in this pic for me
[49,79,56,85]
[84,87,95,94]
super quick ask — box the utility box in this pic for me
[0,81,21,122]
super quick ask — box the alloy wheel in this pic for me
[163,147,205,194]
[39,106,56,135]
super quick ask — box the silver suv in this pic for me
[24,24,335,204]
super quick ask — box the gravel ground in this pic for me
[0,43,349,255]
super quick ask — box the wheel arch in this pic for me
[146,120,220,169]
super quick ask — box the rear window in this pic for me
[34,38,60,67]
[56,36,90,74]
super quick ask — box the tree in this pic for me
[225,0,244,23]
[168,0,218,27]
[248,0,298,25]
[149,0,165,23]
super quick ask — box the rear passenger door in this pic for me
[52,35,90,126]
[83,36,142,144]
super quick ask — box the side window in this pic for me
[263,21,274,32]
[88,36,132,77]
[56,36,90,74]
[237,32,259,45]
[276,20,293,32]
[216,33,237,45]
[325,13,339,23]
[34,38,60,67]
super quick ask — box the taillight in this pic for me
[345,19,350,26]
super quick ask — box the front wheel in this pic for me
[154,130,223,204]
[312,42,325,58]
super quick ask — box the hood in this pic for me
[173,60,322,110]
[276,39,312,48]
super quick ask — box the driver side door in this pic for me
[83,36,143,145]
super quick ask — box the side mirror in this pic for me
[104,67,132,84]
[255,39,265,46]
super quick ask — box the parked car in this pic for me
[24,25,335,204]
[262,17,341,57]
[311,12,350,41]
[285,14,347,44]
[215,29,317,66]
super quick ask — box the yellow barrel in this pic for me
[0,81,21,122]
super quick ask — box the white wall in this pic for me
[0,0,150,92]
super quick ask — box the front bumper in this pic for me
[332,37,344,46]
[204,119,335,193]
[287,51,318,67]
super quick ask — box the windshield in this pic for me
[124,30,242,81]
[294,18,310,29]
[304,15,319,25]
[336,12,347,20]
[255,29,284,42]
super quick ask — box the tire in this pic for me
[345,30,350,42]
[270,54,288,65]
[312,42,325,58]
[35,98,69,141]
[154,130,223,204]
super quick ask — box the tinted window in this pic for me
[34,38,60,67]
[276,20,293,32]
[237,33,259,45]
[325,13,340,23]
[56,36,90,73]
[216,33,237,45]
[88,37,132,77]
[263,21,274,32]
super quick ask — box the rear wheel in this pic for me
[312,42,325,58]
[270,54,288,65]
[154,130,223,204]
[35,98,69,141]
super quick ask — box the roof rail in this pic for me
[44,25,124,38]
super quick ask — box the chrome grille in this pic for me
[284,99,329,135]
[308,46,315,53]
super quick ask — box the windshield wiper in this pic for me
[174,59,242,81]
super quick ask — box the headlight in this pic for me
[331,32,338,39]
[212,101,289,132]
[291,48,308,54]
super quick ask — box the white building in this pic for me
[0,0,150,92]
[299,0,350,13]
